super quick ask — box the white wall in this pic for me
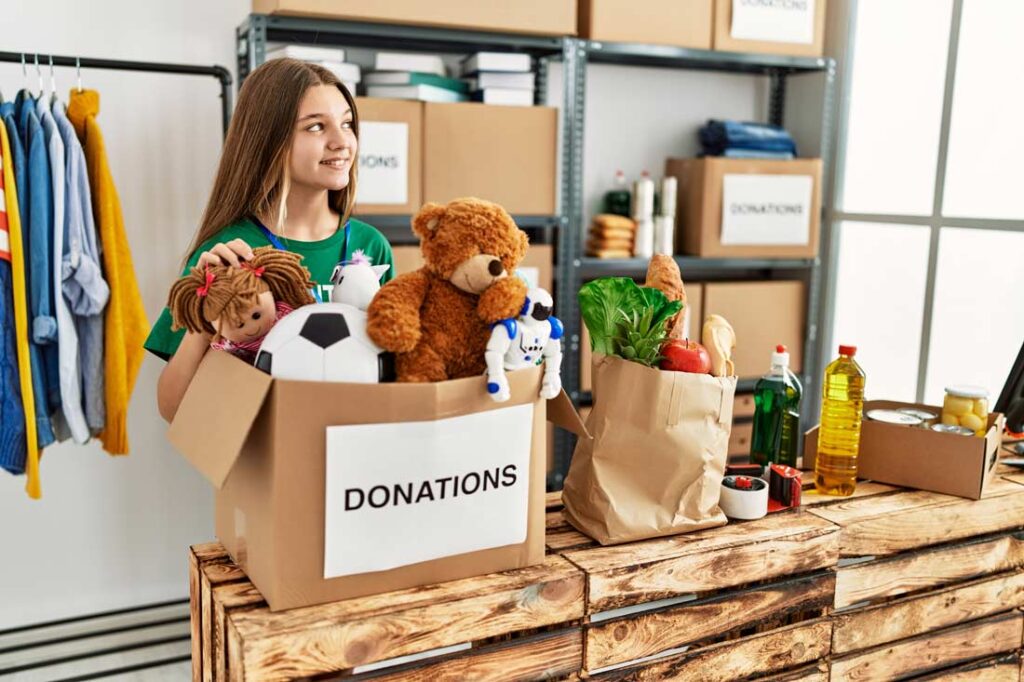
[0,0,249,630]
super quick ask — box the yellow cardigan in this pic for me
[68,90,148,456]
[1,123,41,498]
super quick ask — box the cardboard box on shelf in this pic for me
[734,392,756,419]
[702,281,805,379]
[578,0,712,49]
[169,351,587,611]
[666,157,822,259]
[352,98,422,216]
[423,103,557,216]
[253,0,577,36]
[712,0,827,57]
[803,400,1005,500]
[580,281,703,393]
[390,244,553,290]
[728,420,753,457]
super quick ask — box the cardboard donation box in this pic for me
[803,400,1006,500]
[169,351,587,611]
[666,157,822,259]
[578,0,712,49]
[352,98,422,215]
[423,103,558,215]
[713,0,827,57]
[252,0,577,37]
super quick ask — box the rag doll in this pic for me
[168,246,316,363]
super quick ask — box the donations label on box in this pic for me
[356,121,409,205]
[323,403,534,578]
[730,0,815,44]
[720,173,813,246]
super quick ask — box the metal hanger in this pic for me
[76,56,83,93]
[49,55,59,106]
[34,53,43,100]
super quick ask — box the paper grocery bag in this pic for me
[562,354,737,545]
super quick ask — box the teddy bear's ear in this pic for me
[412,203,446,239]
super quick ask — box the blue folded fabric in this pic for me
[699,119,797,157]
[721,148,795,160]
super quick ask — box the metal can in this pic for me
[931,423,975,437]
[866,409,922,426]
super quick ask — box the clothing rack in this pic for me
[0,51,233,137]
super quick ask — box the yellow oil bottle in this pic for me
[814,345,866,496]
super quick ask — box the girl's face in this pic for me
[289,84,357,193]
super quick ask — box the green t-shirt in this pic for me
[144,217,394,361]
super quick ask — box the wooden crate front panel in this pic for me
[809,477,1024,557]
[909,652,1021,681]
[834,531,1024,609]
[225,555,584,679]
[564,512,839,613]
[831,570,1024,654]
[584,571,834,672]
[357,628,581,681]
[754,662,829,681]
[189,543,230,682]
[829,611,1024,681]
[588,618,832,681]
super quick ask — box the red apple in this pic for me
[660,340,712,374]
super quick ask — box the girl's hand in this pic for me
[196,239,255,268]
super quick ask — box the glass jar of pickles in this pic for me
[941,385,990,436]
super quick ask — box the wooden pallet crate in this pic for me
[190,543,584,681]
[192,464,1024,681]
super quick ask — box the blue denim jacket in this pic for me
[9,92,57,448]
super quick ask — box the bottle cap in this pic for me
[771,344,790,369]
[839,345,857,357]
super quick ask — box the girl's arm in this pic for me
[157,239,253,422]
[157,331,212,423]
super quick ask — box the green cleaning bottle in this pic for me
[814,345,866,496]
[751,345,803,467]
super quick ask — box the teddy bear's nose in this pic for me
[488,259,504,277]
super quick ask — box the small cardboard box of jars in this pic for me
[804,396,1005,500]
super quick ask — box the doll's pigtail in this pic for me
[168,266,219,336]
[248,247,316,308]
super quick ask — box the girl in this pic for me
[145,58,394,421]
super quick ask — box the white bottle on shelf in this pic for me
[632,170,655,259]
[654,176,677,255]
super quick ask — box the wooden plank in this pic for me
[830,611,1024,681]
[565,513,839,612]
[189,547,203,682]
[799,481,899,507]
[546,512,595,553]
[212,582,265,682]
[809,478,1024,557]
[358,628,582,681]
[832,570,1024,654]
[200,560,248,682]
[226,555,584,679]
[834,532,1024,609]
[754,662,829,682]
[909,652,1020,681]
[545,490,563,510]
[589,618,832,681]
[585,571,834,671]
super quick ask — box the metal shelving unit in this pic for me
[234,15,838,490]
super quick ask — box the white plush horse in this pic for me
[329,250,391,311]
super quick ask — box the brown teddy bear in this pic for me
[367,197,529,382]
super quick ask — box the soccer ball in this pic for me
[254,303,395,383]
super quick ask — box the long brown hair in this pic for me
[185,58,360,263]
[168,247,315,341]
